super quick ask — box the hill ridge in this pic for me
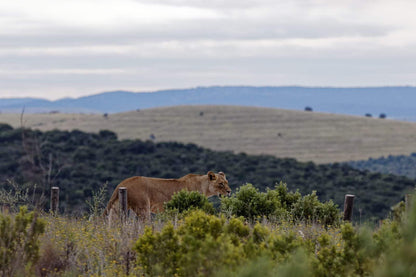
[1,86,416,121]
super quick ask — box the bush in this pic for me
[0,123,13,132]
[164,189,215,214]
[375,198,416,276]
[292,191,340,225]
[0,206,46,276]
[220,184,275,219]
[221,183,340,225]
[220,183,303,220]
[135,210,315,276]
[135,211,247,277]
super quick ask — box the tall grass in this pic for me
[1,187,416,276]
[37,215,145,276]
[1,204,415,276]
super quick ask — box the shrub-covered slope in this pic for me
[348,153,416,179]
[0,123,414,219]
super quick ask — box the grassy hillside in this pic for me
[2,106,416,163]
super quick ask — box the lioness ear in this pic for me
[207,171,216,181]
[218,172,225,177]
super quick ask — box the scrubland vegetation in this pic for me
[1,121,416,275]
[349,153,416,179]
[0,186,415,276]
[0,124,415,220]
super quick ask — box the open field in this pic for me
[1,105,416,163]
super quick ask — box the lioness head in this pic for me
[207,171,231,197]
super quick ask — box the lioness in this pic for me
[104,171,231,219]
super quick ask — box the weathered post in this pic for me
[343,194,355,221]
[50,186,60,214]
[119,187,128,221]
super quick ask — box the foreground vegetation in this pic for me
[0,124,415,219]
[1,186,415,277]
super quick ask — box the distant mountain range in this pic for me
[2,86,416,121]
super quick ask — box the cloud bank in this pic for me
[1,0,415,99]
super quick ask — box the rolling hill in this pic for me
[1,105,416,163]
[1,86,416,121]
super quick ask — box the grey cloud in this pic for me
[0,17,391,49]
[137,0,305,10]
[0,0,394,49]
[2,52,414,99]
[0,0,414,99]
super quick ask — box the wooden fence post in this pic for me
[119,187,128,221]
[50,186,60,214]
[343,194,355,221]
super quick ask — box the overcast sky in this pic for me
[1,0,416,100]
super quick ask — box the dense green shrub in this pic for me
[221,183,340,225]
[0,123,13,133]
[134,195,416,277]
[291,191,340,226]
[164,189,215,214]
[134,209,373,277]
[220,184,280,219]
[374,199,416,276]
[135,211,248,277]
[0,206,46,276]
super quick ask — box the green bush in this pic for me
[135,211,247,277]
[220,183,300,220]
[292,191,340,225]
[374,199,416,276]
[135,210,312,276]
[134,195,416,277]
[221,183,340,225]
[164,189,215,214]
[0,206,46,276]
[220,184,273,219]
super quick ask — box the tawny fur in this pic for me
[103,171,230,219]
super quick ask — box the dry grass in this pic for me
[37,215,145,276]
[1,105,416,163]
